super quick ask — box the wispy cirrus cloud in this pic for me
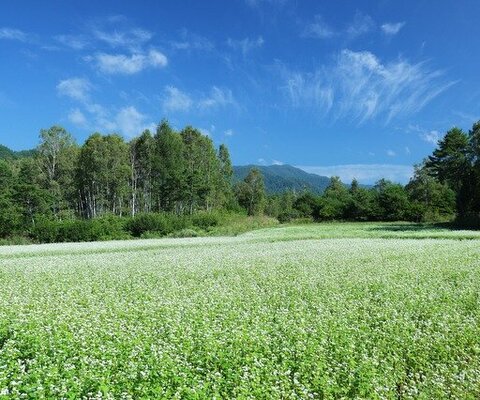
[281,49,457,124]
[298,164,414,184]
[91,49,167,74]
[302,15,335,39]
[381,22,405,36]
[0,27,28,41]
[93,28,153,51]
[346,11,375,39]
[302,12,375,41]
[170,29,214,52]
[162,86,237,113]
[227,36,264,56]
[55,34,89,50]
[198,87,237,110]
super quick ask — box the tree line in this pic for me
[0,119,479,243]
[260,121,480,227]
[0,120,240,240]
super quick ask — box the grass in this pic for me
[1,222,480,398]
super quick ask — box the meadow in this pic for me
[1,222,480,399]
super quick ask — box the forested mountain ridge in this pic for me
[0,144,36,160]
[233,164,331,194]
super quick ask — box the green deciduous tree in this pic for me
[406,164,456,221]
[37,126,78,217]
[130,130,155,216]
[76,134,131,218]
[314,177,351,220]
[235,168,266,215]
[374,179,411,221]
[153,120,186,213]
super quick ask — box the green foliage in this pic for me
[130,129,155,215]
[374,179,411,221]
[406,165,456,222]
[426,127,470,193]
[0,144,36,160]
[153,120,186,212]
[420,120,480,226]
[346,184,377,221]
[31,215,129,243]
[169,228,200,238]
[0,160,20,237]
[235,168,266,216]
[126,213,186,237]
[76,133,131,218]
[313,177,352,220]
[293,192,317,217]
[5,117,480,241]
[190,211,221,230]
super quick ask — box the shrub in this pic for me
[169,228,200,238]
[30,218,59,243]
[190,211,221,230]
[89,215,130,240]
[127,213,189,237]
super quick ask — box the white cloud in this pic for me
[381,22,405,35]
[405,146,411,155]
[56,78,92,101]
[68,108,87,126]
[198,87,237,110]
[302,15,335,39]
[227,36,264,56]
[224,129,234,136]
[283,70,334,113]
[94,49,167,74]
[298,164,414,184]
[272,159,284,165]
[171,30,214,52]
[281,49,457,123]
[422,130,440,145]
[162,86,193,112]
[83,104,154,136]
[115,106,154,137]
[0,27,27,41]
[93,28,153,50]
[55,34,89,50]
[387,149,396,157]
[257,158,267,164]
[162,85,237,114]
[346,12,375,39]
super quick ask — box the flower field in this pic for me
[1,223,480,399]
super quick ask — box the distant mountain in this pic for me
[233,164,332,194]
[0,144,36,160]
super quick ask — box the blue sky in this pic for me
[1,0,479,183]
